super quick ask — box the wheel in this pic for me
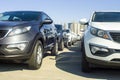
[51,41,58,56]
[58,39,64,51]
[28,41,43,70]
[65,42,71,48]
[81,38,84,52]
[68,42,72,46]
[65,42,69,48]
[81,42,84,52]
[72,42,74,45]
[80,42,84,52]
[81,46,91,72]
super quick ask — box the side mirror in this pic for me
[80,18,88,25]
[43,18,53,24]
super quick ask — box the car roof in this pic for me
[94,11,120,13]
[4,11,43,14]
[55,24,62,26]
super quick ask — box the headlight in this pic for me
[9,26,31,36]
[90,27,110,39]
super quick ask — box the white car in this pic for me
[71,32,77,44]
[63,29,73,47]
[77,34,81,41]
[80,11,120,72]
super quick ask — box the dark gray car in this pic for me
[0,11,58,69]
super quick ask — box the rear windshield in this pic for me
[0,12,40,21]
[92,12,120,22]
[55,25,62,33]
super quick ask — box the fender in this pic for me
[28,32,45,56]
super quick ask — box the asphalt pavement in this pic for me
[0,41,119,80]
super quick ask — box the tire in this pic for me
[81,42,84,52]
[51,41,58,56]
[68,42,72,46]
[81,46,91,72]
[72,42,74,45]
[58,39,64,51]
[28,41,43,70]
[65,42,71,48]
[65,42,69,48]
[81,38,84,52]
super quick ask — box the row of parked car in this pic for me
[55,24,80,49]
[3,10,120,73]
[0,11,81,70]
[63,29,80,47]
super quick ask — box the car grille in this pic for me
[110,32,120,43]
[0,30,8,38]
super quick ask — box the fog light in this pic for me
[91,46,100,54]
[91,46,109,54]
[7,43,26,51]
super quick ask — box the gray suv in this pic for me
[0,11,58,69]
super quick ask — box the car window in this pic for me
[66,30,70,33]
[0,15,10,21]
[55,25,62,33]
[0,12,40,21]
[41,13,51,21]
[92,12,120,22]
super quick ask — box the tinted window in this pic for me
[63,30,70,33]
[41,13,51,21]
[92,12,120,22]
[0,12,40,21]
[55,25,62,33]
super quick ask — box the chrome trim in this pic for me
[0,29,12,40]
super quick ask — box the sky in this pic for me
[0,0,120,23]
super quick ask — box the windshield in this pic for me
[55,25,62,33]
[92,12,120,22]
[0,12,40,21]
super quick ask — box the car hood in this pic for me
[0,21,36,29]
[90,22,120,31]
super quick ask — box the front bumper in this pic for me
[0,32,36,60]
[86,57,120,67]
[0,41,33,60]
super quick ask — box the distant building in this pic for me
[68,22,80,34]
[63,23,68,29]
[68,22,86,35]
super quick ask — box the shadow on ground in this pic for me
[56,41,120,80]
[0,52,52,72]
[0,61,28,72]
